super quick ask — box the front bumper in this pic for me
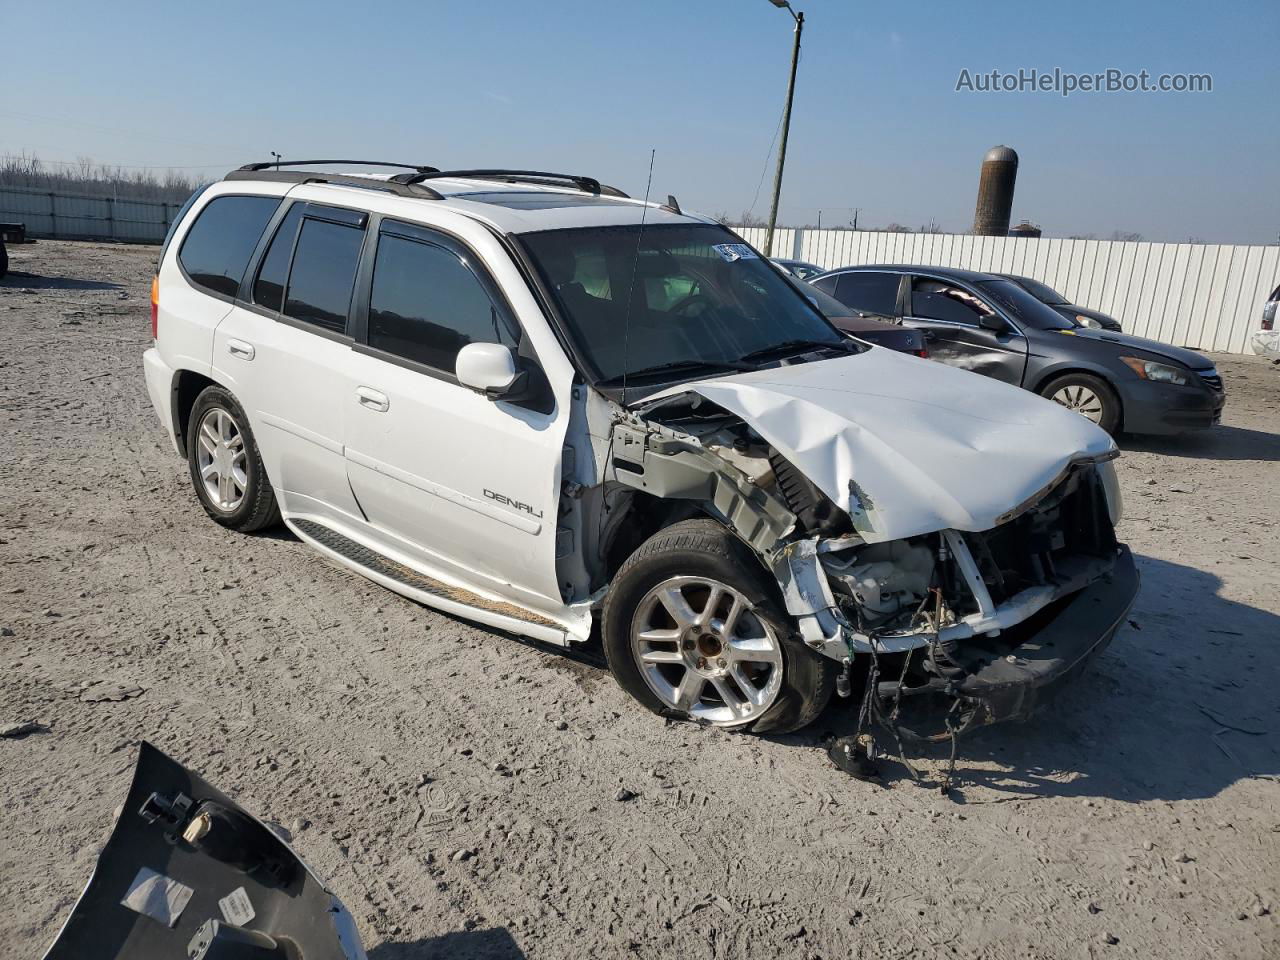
[949,544,1139,726]
[1118,379,1224,435]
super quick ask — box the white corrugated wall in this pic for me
[734,227,1280,355]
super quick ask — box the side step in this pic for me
[291,518,563,631]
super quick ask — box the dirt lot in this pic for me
[2,240,1278,960]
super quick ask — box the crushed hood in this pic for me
[645,349,1116,543]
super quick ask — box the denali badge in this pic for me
[484,489,543,518]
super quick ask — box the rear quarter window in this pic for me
[178,195,281,298]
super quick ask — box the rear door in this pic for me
[830,270,905,318]
[341,218,569,613]
[212,200,367,523]
[902,274,1027,384]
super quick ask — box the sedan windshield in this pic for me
[1012,276,1069,305]
[520,224,846,383]
[978,279,1077,330]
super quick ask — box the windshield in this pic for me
[1012,275,1069,305]
[521,224,845,383]
[978,279,1078,330]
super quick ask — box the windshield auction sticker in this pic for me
[711,243,758,263]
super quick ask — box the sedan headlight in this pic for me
[1119,356,1191,386]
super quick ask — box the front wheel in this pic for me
[602,519,837,733]
[1040,372,1121,434]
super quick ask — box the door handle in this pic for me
[356,386,389,412]
[227,339,255,360]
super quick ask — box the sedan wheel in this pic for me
[1050,383,1105,423]
[630,575,784,727]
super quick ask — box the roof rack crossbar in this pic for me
[392,169,629,199]
[223,168,444,200]
[238,159,440,174]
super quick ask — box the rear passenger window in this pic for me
[178,195,280,298]
[367,228,517,374]
[283,217,365,334]
[252,203,304,312]
[834,272,900,316]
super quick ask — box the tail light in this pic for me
[150,275,159,339]
[915,345,929,358]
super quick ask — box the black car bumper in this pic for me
[1118,379,1225,435]
[955,545,1139,726]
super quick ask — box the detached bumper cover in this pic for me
[956,545,1139,725]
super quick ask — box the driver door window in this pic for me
[366,223,518,375]
[909,278,994,326]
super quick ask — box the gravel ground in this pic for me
[1,240,1277,960]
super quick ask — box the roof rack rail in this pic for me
[223,167,445,200]
[390,169,629,199]
[237,159,440,174]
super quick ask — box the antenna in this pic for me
[270,151,281,170]
[619,149,656,406]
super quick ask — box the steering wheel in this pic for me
[669,293,715,318]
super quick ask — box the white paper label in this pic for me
[218,886,256,926]
[120,867,194,928]
[711,243,757,263]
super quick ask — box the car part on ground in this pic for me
[42,743,365,960]
[143,162,1139,742]
[812,264,1224,435]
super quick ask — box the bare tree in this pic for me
[882,222,913,234]
[0,152,204,203]
[918,220,944,234]
[1110,230,1144,242]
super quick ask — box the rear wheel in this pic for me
[1040,372,1120,434]
[602,519,836,733]
[186,386,280,532]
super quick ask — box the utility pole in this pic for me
[764,2,803,258]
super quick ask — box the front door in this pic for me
[901,274,1027,384]
[341,219,569,613]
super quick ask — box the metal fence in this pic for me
[737,226,1280,355]
[0,185,180,244]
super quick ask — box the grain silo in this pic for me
[973,145,1018,236]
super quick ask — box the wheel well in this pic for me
[172,370,219,457]
[600,491,707,585]
[1034,368,1125,428]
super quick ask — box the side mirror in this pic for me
[978,312,1008,333]
[456,343,526,399]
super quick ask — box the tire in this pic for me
[1039,372,1121,434]
[186,385,280,532]
[602,518,837,734]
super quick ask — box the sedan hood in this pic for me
[1065,327,1211,370]
[645,349,1115,543]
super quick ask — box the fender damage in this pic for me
[619,349,1139,731]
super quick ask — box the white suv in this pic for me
[145,161,1137,736]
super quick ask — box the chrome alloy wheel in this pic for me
[630,576,784,727]
[1051,383,1105,423]
[195,407,248,511]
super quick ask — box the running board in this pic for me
[290,517,565,635]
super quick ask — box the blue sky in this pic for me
[4,0,1277,242]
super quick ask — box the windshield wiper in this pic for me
[738,338,855,364]
[599,357,756,385]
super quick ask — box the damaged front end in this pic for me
[623,352,1140,736]
[774,460,1138,732]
